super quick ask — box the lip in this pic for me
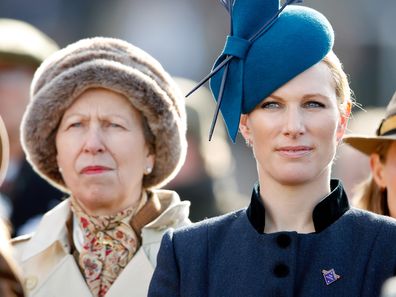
[275,146,313,158]
[80,165,112,175]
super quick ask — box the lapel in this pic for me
[29,254,92,297]
[20,200,71,262]
[106,248,154,297]
[23,237,154,297]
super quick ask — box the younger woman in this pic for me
[149,1,396,296]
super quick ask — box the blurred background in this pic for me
[0,0,395,232]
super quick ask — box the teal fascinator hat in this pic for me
[188,0,334,142]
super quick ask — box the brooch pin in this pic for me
[322,269,341,285]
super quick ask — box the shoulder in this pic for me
[11,232,34,260]
[145,189,190,230]
[141,190,190,266]
[347,207,396,228]
[11,200,71,262]
[345,207,396,240]
[170,208,247,246]
[11,233,33,246]
[153,209,249,284]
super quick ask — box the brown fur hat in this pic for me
[21,37,187,192]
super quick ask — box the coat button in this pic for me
[276,234,291,248]
[25,276,38,290]
[273,263,289,278]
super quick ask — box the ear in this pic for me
[239,114,251,143]
[146,153,155,170]
[336,101,351,142]
[370,153,387,189]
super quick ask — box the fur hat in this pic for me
[343,91,396,155]
[0,18,58,67]
[21,37,187,192]
[195,0,334,141]
[0,116,9,186]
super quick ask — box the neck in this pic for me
[259,173,331,234]
[73,189,145,217]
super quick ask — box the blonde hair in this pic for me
[322,51,353,117]
[353,141,393,215]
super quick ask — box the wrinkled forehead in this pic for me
[60,87,141,122]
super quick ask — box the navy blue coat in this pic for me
[149,181,396,297]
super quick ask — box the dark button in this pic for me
[273,263,289,278]
[276,234,291,248]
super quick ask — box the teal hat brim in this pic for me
[210,5,334,141]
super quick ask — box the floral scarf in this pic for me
[70,196,144,297]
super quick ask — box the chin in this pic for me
[272,169,319,186]
[77,187,113,207]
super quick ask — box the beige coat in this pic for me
[12,190,190,297]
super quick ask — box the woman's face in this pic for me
[56,88,154,215]
[240,62,347,186]
[371,141,396,217]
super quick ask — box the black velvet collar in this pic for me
[246,179,350,234]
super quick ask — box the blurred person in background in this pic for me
[332,107,385,200]
[343,91,396,217]
[12,37,190,297]
[168,77,247,221]
[0,116,25,297]
[0,18,62,236]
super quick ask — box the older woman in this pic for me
[344,92,396,216]
[149,1,396,296]
[12,37,190,297]
[1,116,25,297]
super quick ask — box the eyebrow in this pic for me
[62,112,129,119]
[268,93,331,101]
[302,93,331,101]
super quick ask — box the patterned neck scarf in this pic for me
[70,195,146,297]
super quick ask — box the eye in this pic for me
[107,122,124,129]
[69,122,82,128]
[304,101,325,108]
[260,101,281,109]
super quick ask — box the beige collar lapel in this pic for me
[144,189,190,231]
[25,254,92,296]
[21,199,71,262]
[105,248,153,297]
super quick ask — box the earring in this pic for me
[58,167,63,173]
[145,166,152,175]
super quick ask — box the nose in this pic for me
[83,125,105,154]
[282,107,305,137]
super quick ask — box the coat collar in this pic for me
[247,179,350,234]
[20,189,190,262]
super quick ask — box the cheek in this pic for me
[314,113,339,140]
[114,135,148,166]
[384,160,396,187]
[249,116,277,141]
[56,134,80,171]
